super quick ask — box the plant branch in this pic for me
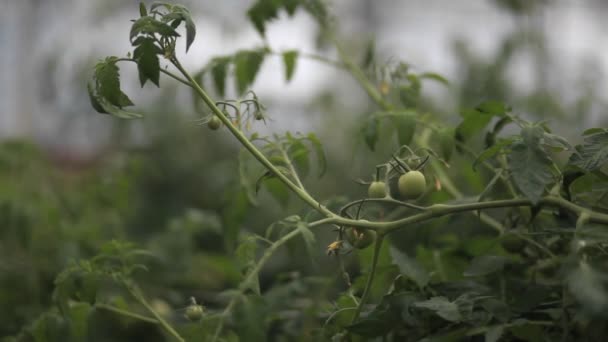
[126,283,185,342]
[95,303,159,324]
[350,233,385,324]
[170,57,336,219]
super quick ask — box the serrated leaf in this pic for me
[130,16,180,41]
[463,255,508,277]
[282,50,298,82]
[133,38,160,87]
[569,131,608,172]
[211,57,230,97]
[394,112,416,146]
[95,58,121,106]
[509,141,554,204]
[234,49,267,95]
[390,247,429,288]
[542,132,572,151]
[414,297,462,322]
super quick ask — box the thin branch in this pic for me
[350,233,385,323]
[95,303,159,324]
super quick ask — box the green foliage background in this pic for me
[2,1,608,341]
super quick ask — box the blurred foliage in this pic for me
[3,0,608,341]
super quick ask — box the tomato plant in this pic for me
[4,1,608,342]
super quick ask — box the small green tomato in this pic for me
[345,228,376,249]
[368,181,387,198]
[207,116,222,130]
[398,171,426,199]
[185,304,204,321]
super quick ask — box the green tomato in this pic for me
[185,304,204,321]
[345,228,376,249]
[368,181,387,198]
[398,171,426,199]
[208,116,222,130]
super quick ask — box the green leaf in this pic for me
[283,0,299,16]
[234,49,267,95]
[420,72,449,86]
[362,116,379,151]
[306,133,326,177]
[509,140,554,204]
[139,2,147,17]
[301,0,329,27]
[179,8,196,52]
[67,303,92,341]
[390,247,429,288]
[282,50,298,82]
[361,38,375,69]
[569,131,608,172]
[394,112,416,146]
[130,16,180,41]
[542,132,572,151]
[247,0,280,36]
[473,138,515,170]
[463,255,508,277]
[485,326,504,342]
[456,107,500,142]
[94,58,122,107]
[438,127,455,162]
[297,221,316,253]
[209,57,230,97]
[414,296,462,322]
[87,82,107,114]
[476,100,510,116]
[97,97,144,119]
[133,38,161,87]
[264,177,290,207]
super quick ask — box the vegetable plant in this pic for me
[9,1,608,341]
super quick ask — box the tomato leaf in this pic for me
[508,137,554,204]
[282,50,298,82]
[569,131,608,172]
[133,38,161,87]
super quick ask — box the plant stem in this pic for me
[171,58,336,219]
[350,233,385,324]
[95,303,159,324]
[126,283,185,342]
